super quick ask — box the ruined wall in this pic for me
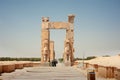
[83,63,119,79]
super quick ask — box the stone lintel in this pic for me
[49,22,71,29]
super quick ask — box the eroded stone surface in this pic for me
[41,15,75,65]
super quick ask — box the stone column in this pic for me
[41,17,50,63]
[64,14,75,66]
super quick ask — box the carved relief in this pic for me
[65,42,70,54]
[43,40,48,54]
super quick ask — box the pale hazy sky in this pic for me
[0,0,120,58]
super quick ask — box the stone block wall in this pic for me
[115,68,120,80]
[2,64,15,73]
[23,63,33,67]
[15,63,24,69]
[97,66,116,78]
[97,66,107,78]
[0,62,40,74]
[83,63,119,79]
[0,65,2,75]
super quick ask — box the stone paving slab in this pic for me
[0,63,115,80]
[0,63,87,80]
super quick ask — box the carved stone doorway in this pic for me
[41,14,75,66]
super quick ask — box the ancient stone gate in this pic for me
[41,14,75,66]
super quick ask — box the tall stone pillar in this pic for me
[41,17,50,63]
[64,14,75,66]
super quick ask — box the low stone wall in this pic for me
[15,63,24,69]
[0,65,2,75]
[96,66,116,78]
[115,68,120,80]
[0,62,41,74]
[23,63,32,67]
[2,64,15,73]
[97,65,108,78]
[84,63,94,69]
[84,63,119,79]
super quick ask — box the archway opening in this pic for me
[50,29,66,60]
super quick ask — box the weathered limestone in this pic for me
[23,63,33,67]
[115,68,120,80]
[41,14,75,66]
[42,17,49,29]
[0,65,2,75]
[0,62,41,75]
[32,62,41,67]
[49,41,55,62]
[49,22,70,29]
[68,14,75,23]
[15,63,23,69]
[2,64,15,73]
[41,30,50,63]
[83,63,119,79]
